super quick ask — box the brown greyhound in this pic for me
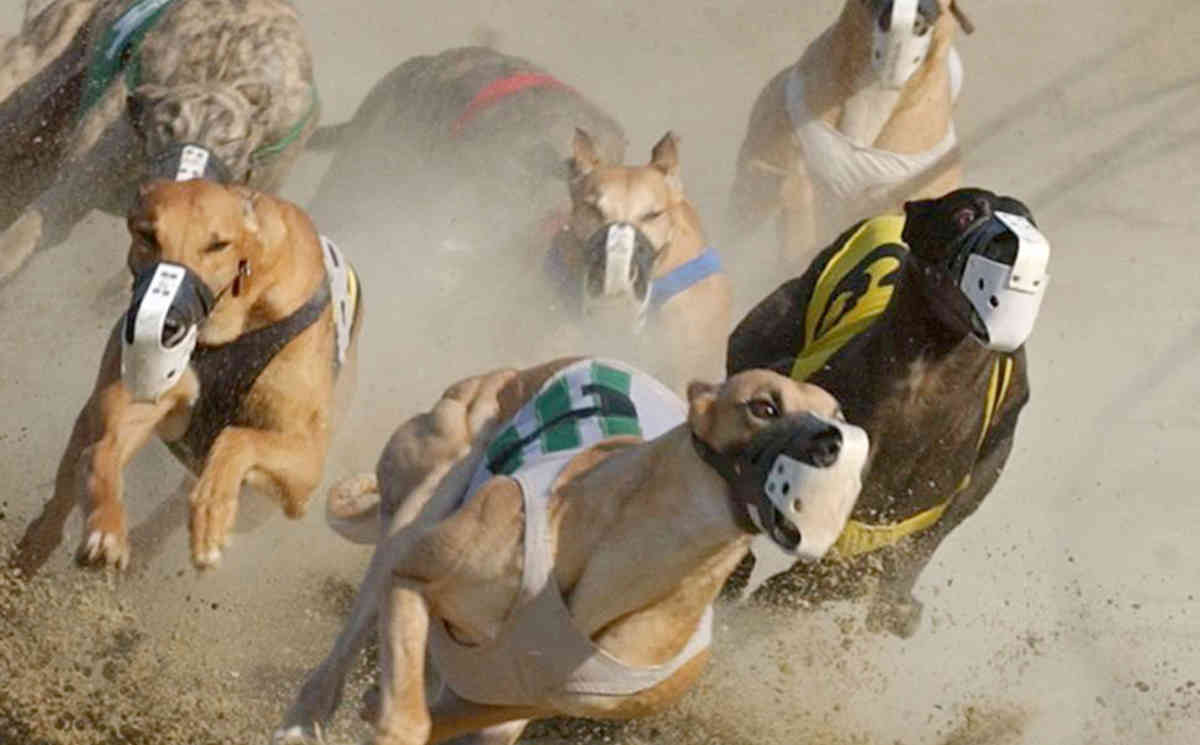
[274,357,868,745]
[17,179,362,573]
[728,0,975,269]
[726,187,1050,638]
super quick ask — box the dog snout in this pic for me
[583,222,654,302]
[806,425,843,468]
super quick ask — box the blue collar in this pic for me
[648,247,722,311]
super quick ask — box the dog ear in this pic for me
[230,185,260,234]
[650,131,683,195]
[686,380,720,440]
[569,128,602,180]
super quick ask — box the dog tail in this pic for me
[324,472,382,544]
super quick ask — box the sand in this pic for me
[1,0,1198,743]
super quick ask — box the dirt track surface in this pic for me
[2,1,1199,744]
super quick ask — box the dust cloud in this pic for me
[2,1,1199,744]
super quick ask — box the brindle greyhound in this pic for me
[0,0,317,285]
[726,188,1050,638]
[727,0,975,269]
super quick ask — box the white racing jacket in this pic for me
[785,43,964,203]
[428,359,711,707]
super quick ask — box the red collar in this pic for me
[451,72,576,136]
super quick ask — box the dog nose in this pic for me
[807,426,842,468]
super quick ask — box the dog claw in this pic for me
[78,528,130,570]
[192,546,223,569]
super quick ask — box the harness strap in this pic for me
[164,274,331,468]
[80,0,177,115]
[451,72,576,136]
[248,86,320,165]
[647,247,723,311]
[830,354,1014,557]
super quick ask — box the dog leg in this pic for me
[76,387,182,570]
[275,469,471,742]
[373,580,433,745]
[866,412,1019,639]
[188,426,329,567]
[776,162,818,273]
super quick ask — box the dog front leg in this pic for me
[188,426,328,567]
[867,423,1018,638]
[776,162,818,273]
[76,385,182,570]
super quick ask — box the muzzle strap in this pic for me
[690,434,763,536]
[148,142,232,183]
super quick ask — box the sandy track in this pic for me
[2,1,1198,743]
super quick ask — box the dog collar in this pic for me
[647,247,723,311]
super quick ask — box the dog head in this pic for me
[856,0,963,88]
[561,128,689,328]
[126,178,280,335]
[902,187,1051,352]
[686,370,869,560]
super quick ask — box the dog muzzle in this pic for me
[872,0,934,89]
[581,222,657,323]
[121,262,215,403]
[953,211,1051,352]
[148,143,232,183]
[695,413,870,560]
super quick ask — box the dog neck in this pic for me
[814,256,991,422]
[557,425,751,641]
[200,225,325,344]
[654,199,709,276]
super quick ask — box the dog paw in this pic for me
[865,594,924,639]
[189,480,238,569]
[0,209,43,282]
[77,507,130,570]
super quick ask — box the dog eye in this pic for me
[136,228,157,247]
[641,209,664,222]
[953,207,976,231]
[747,399,779,419]
[207,240,231,253]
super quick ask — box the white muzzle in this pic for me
[959,211,1050,353]
[872,0,933,89]
[121,263,202,403]
[754,417,870,561]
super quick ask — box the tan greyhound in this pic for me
[274,357,868,745]
[728,0,975,268]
